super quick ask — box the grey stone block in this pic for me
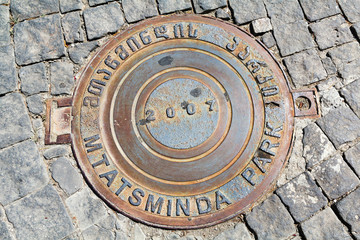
[312,154,360,200]
[69,41,99,64]
[0,93,33,149]
[246,195,296,240]
[10,0,59,21]
[62,11,84,43]
[310,15,353,50]
[158,0,192,14]
[19,63,48,95]
[44,145,69,160]
[335,187,360,239]
[341,79,360,119]
[122,0,158,23]
[344,142,360,177]
[273,20,314,57]
[229,0,267,25]
[301,208,352,240]
[321,57,337,76]
[0,0,9,4]
[299,0,340,21]
[66,188,108,230]
[302,123,336,168]
[50,62,74,95]
[328,42,360,84]
[284,49,327,87]
[0,221,11,240]
[60,0,83,13]
[0,5,10,47]
[84,3,124,40]
[51,157,83,195]
[252,18,272,34]
[317,77,341,92]
[261,32,276,48]
[14,14,66,65]
[338,0,360,23]
[265,0,304,24]
[276,172,328,222]
[82,224,114,240]
[0,140,48,205]
[215,8,230,20]
[317,106,360,148]
[0,45,17,95]
[27,94,44,115]
[88,0,114,7]
[213,223,254,240]
[193,0,227,13]
[5,185,74,240]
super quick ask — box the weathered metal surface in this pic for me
[70,15,316,229]
[45,97,72,145]
[292,89,320,118]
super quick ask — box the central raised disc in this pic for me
[144,78,219,149]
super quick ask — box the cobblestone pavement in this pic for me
[0,0,360,239]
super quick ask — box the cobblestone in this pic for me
[0,45,17,95]
[229,0,267,25]
[82,224,114,239]
[299,0,340,21]
[272,20,314,56]
[122,0,158,23]
[344,143,360,177]
[0,221,12,240]
[68,41,99,64]
[14,15,65,65]
[19,63,48,95]
[158,0,192,14]
[62,12,84,44]
[302,123,336,168]
[317,77,341,92]
[276,172,328,222]
[310,15,353,50]
[26,94,44,115]
[284,49,327,87]
[0,6,10,47]
[213,223,254,240]
[251,18,272,34]
[320,87,345,115]
[50,62,74,95]
[83,3,124,40]
[246,194,296,240]
[265,0,304,24]
[321,57,337,76]
[317,106,360,148]
[44,145,69,160]
[261,32,276,48]
[338,0,360,23]
[10,0,59,21]
[60,0,83,13]
[341,79,360,118]
[328,41,360,84]
[312,154,360,200]
[301,208,352,240]
[51,157,83,195]
[0,93,33,149]
[335,187,360,239]
[88,0,114,7]
[193,0,227,13]
[215,8,230,20]
[5,184,74,240]
[0,140,48,205]
[66,188,108,230]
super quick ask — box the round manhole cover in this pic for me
[72,15,296,229]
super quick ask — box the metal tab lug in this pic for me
[292,88,320,118]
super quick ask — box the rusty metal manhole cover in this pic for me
[68,15,319,229]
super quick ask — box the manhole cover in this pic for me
[68,15,319,229]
